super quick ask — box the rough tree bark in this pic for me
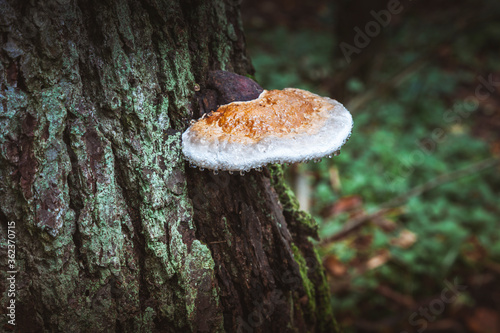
[0,0,337,332]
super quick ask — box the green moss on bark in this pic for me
[270,164,338,332]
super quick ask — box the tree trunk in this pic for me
[0,0,337,332]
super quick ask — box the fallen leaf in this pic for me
[364,250,390,271]
[324,255,347,277]
[391,229,417,249]
[330,195,363,216]
[461,236,488,262]
[466,307,499,333]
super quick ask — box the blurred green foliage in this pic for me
[249,27,334,93]
[246,6,500,328]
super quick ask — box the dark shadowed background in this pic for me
[241,0,500,332]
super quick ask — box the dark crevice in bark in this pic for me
[77,0,106,48]
[167,91,187,130]
[115,318,124,333]
[0,78,6,105]
[140,1,168,85]
[178,0,193,26]
[162,218,173,266]
[111,145,150,312]
[16,285,41,332]
[18,114,38,202]
[63,125,83,217]
[62,124,87,273]
[69,208,84,266]
[0,208,8,231]
[17,61,27,92]
[75,1,107,120]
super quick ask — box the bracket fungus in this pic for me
[182,85,353,174]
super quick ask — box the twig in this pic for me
[376,284,416,308]
[320,208,392,244]
[382,156,500,209]
[320,157,500,245]
[345,13,497,113]
[208,240,227,244]
[347,59,427,112]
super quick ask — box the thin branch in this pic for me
[345,13,497,113]
[320,208,392,244]
[347,60,427,112]
[382,156,500,209]
[320,157,500,245]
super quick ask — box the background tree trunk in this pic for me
[0,0,337,331]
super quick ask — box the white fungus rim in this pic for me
[182,88,353,172]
